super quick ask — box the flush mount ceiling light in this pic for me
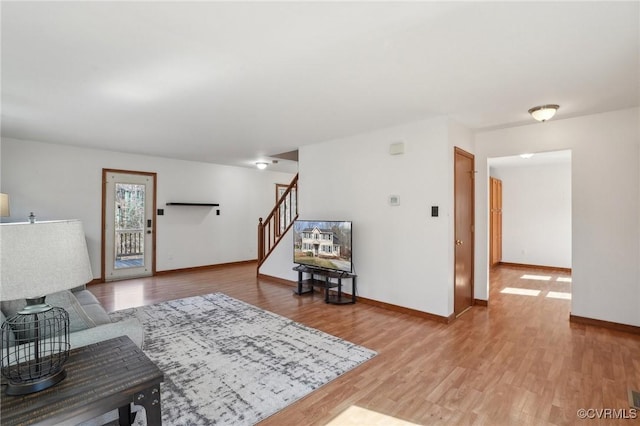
[255,162,268,170]
[528,104,559,122]
[520,153,534,159]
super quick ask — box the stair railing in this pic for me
[258,174,298,268]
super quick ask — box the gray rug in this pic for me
[108,293,377,425]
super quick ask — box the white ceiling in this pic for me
[2,2,638,173]
[489,149,571,169]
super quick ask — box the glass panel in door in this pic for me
[114,183,145,269]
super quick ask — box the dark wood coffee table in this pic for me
[1,335,164,425]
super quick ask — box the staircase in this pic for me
[257,174,298,269]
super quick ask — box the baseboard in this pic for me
[266,278,453,324]
[156,259,258,276]
[498,262,571,273]
[474,299,488,306]
[89,261,259,284]
[257,273,297,287]
[570,314,640,335]
[245,271,468,324]
[356,296,453,324]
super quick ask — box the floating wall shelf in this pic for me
[166,203,219,206]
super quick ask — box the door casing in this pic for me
[490,177,503,267]
[101,168,157,282]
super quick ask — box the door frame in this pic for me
[101,168,157,282]
[453,147,475,316]
[489,176,502,267]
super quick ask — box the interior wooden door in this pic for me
[454,147,475,317]
[490,177,503,267]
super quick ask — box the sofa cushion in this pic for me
[69,318,145,350]
[79,303,112,326]
[1,290,97,334]
[72,289,111,325]
[72,288,99,306]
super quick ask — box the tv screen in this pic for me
[293,220,352,273]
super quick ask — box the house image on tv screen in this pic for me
[293,220,352,272]
[300,226,341,257]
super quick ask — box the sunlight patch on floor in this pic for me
[556,277,572,282]
[500,287,541,296]
[113,283,145,311]
[520,274,552,281]
[546,291,571,300]
[326,406,421,426]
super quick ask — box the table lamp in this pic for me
[0,193,9,217]
[0,220,93,395]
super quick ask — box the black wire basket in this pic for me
[1,303,70,395]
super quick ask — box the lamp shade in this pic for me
[0,220,93,301]
[0,193,9,217]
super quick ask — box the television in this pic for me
[293,220,353,273]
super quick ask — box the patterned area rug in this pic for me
[108,293,377,425]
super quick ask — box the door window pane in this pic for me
[114,183,145,269]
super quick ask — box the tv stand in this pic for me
[293,265,357,304]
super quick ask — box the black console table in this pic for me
[293,265,357,304]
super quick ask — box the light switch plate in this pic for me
[389,142,405,155]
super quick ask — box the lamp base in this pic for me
[19,296,53,315]
[5,368,67,395]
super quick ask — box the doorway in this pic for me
[487,150,571,271]
[487,150,572,300]
[454,147,475,317]
[102,169,157,281]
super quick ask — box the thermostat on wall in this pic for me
[389,195,400,206]
[389,142,405,155]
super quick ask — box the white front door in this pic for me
[103,170,156,281]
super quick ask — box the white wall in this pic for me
[1,138,294,278]
[491,162,571,268]
[263,116,473,318]
[476,108,639,327]
[259,229,295,280]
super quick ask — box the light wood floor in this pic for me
[88,263,640,425]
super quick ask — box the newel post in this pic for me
[257,217,264,264]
